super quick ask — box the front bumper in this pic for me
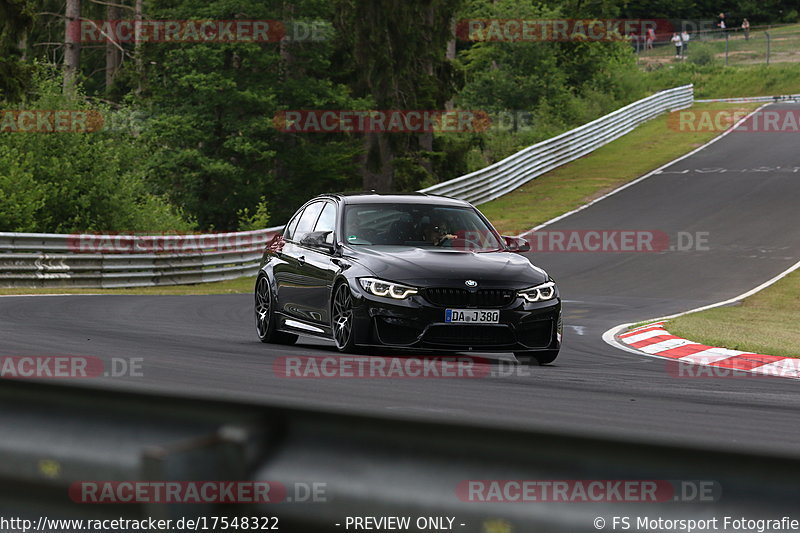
[348,281,562,352]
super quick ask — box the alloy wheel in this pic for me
[332,283,353,350]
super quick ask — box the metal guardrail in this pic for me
[0,86,693,289]
[0,228,282,288]
[419,85,694,204]
[696,94,800,103]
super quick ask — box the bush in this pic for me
[237,196,271,231]
[0,146,44,232]
[0,70,195,233]
[688,44,717,66]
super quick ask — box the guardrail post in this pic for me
[766,32,771,65]
[725,32,729,65]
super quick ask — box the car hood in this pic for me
[346,246,549,289]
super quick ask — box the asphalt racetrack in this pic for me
[2,103,799,455]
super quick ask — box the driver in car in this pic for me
[424,219,458,246]
[345,214,377,244]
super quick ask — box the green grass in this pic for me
[0,275,256,296]
[666,271,800,357]
[640,62,800,99]
[478,102,761,235]
[691,63,800,98]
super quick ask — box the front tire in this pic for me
[332,282,358,353]
[515,349,559,366]
[255,275,297,345]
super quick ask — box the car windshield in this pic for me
[343,203,503,251]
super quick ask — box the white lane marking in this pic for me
[680,348,747,364]
[660,167,800,174]
[567,325,585,336]
[622,329,669,343]
[639,338,699,355]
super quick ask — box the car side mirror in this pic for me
[300,230,335,253]
[503,235,531,253]
[266,234,285,253]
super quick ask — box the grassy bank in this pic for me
[660,63,800,98]
[0,275,255,296]
[637,62,800,100]
[666,271,800,358]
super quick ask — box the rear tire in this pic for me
[255,275,298,345]
[514,349,559,366]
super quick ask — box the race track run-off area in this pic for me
[1,103,799,456]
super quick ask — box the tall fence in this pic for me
[0,85,694,289]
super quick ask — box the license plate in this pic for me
[445,309,500,324]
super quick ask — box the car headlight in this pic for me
[518,281,557,302]
[359,277,418,299]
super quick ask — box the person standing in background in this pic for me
[742,18,750,40]
[646,27,656,50]
[671,32,682,58]
[717,12,727,33]
[681,30,690,55]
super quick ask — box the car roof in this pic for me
[317,192,473,207]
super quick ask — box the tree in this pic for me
[333,0,463,192]
[104,1,124,92]
[0,0,35,102]
[63,0,80,92]
[136,0,362,229]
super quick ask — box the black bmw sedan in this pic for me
[255,193,562,364]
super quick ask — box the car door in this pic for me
[273,201,324,322]
[296,201,340,326]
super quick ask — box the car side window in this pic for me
[292,202,324,242]
[283,211,302,241]
[313,202,337,244]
